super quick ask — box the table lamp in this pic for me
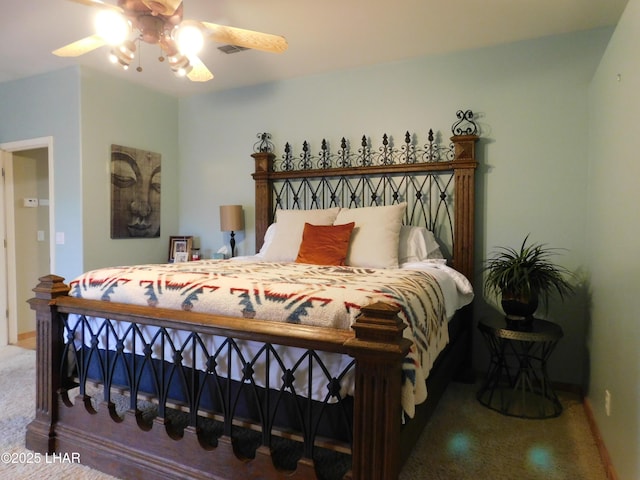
[219,205,244,257]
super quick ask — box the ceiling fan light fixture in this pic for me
[109,40,136,70]
[54,0,284,83]
[95,10,131,46]
[120,40,137,56]
[168,53,192,77]
[175,63,193,77]
[142,0,182,16]
[173,21,204,56]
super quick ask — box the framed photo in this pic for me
[174,252,189,263]
[168,236,193,262]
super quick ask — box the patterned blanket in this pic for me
[69,259,451,417]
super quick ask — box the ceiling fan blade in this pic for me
[52,34,106,57]
[201,22,288,54]
[187,55,214,82]
[66,0,123,13]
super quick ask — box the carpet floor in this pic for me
[0,345,606,479]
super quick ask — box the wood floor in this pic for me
[15,331,36,350]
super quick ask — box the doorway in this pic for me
[0,137,55,347]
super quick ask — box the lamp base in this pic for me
[230,231,236,257]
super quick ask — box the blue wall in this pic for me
[79,67,179,270]
[0,28,613,384]
[0,66,179,280]
[0,67,83,280]
[178,28,613,386]
[588,0,640,476]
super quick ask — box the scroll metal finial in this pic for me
[451,110,478,136]
[254,132,274,153]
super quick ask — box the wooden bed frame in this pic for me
[25,112,478,480]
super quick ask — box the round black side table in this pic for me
[477,316,563,419]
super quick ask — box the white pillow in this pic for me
[257,223,276,257]
[334,203,406,268]
[261,208,340,262]
[424,229,445,259]
[399,226,444,263]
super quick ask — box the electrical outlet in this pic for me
[605,390,611,417]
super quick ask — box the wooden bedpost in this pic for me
[451,133,479,384]
[251,150,275,253]
[25,275,70,454]
[451,134,479,286]
[346,302,412,480]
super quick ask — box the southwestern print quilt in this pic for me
[69,259,450,417]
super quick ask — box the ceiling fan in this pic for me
[53,0,288,82]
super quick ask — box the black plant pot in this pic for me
[501,295,538,329]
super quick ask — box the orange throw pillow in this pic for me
[295,222,355,265]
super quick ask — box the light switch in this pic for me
[37,230,45,242]
[55,232,65,245]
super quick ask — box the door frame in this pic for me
[0,136,55,346]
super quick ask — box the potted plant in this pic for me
[484,235,574,324]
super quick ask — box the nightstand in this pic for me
[477,315,563,419]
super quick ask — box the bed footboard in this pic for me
[26,275,411,480]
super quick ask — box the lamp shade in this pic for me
[219,205,244,232]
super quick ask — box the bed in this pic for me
[26,110,479,480]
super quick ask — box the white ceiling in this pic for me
[0,0,628,98]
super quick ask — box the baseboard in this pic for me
[18,330,36,341]
[551,381,582,396]
[583,397,619,480]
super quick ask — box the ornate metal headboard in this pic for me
[251,110,479,282]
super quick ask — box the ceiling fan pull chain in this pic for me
[136,39,143,73]
[158,44,165,63]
